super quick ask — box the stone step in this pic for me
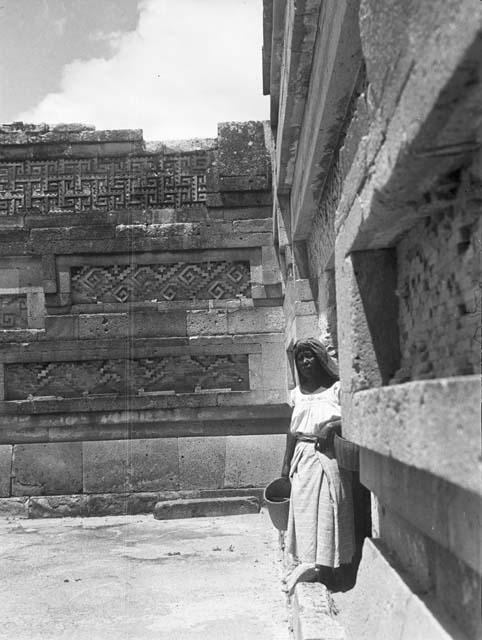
[292,583,346,640]
[153,496,260,520]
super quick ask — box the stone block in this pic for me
[78,314,129,339]
[178,437,226,490]
[83,439,180,494]
[227,307,284,334]
[58,270,70,293]
[186,309,228,336]
[232,219,272,233]
[293,583,346,640]
[251,284,267,299]
[153,496,260,520]
[12,443,82,496]
[28,495,87,519]
[261,341,287,390]
[331,538,459,640]
[361,448,481,573]
[224,434,286,488]
[293,315,319,342]
[248,353,263,390]
[0,445,12,497]
[431,538,482,640]
[354,376,480,493]
[44,315,78,339]
[378,506,432,592]
[0,269,19,287]
[27,290,46,329]
[133,309,187,337]
[0,497,28,518]
[217,121,270,192]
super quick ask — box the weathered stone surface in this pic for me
[83,439,180,494]
[224,434,285,488]
[153,496,260,520]
[78,313,129,339]
[293,583,346,640]
[186,309,228,336]
[378,505,482,639]
[0,496,28,518]
[396,204,480,381]
[216,121,270,192]
[132,309,187,337]
[227,306,285,334]
[353,376,480,493]
[331,538,464,640]
[44,315,79,340]
[336,249,400,429]
[29,494,87,519]
[178,437,226,490]
[12,443,82,496]
[362,449,481,573]
[0,444,12,497]
[261,341,288,391]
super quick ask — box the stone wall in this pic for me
[0,121,289,513]
[264,0,481,637]
[396,163,480,382]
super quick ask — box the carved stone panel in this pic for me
[5,355,250,399]
[0,151,209,215]
[0,294,28,329]
[70,261,251,304]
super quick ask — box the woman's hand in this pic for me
[315,419,341,452]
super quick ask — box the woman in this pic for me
[281,338,355,591]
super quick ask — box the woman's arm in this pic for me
[281,431,297,478]
[315,419,342,453]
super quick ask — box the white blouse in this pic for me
[288,382,341,437]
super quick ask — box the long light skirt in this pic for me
[286,441,355,567]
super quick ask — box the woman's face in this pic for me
[296,348,321,381]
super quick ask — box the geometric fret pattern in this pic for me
[5,355,250,399]
[0,294,28,329]
[70,261,251,303]
[0,151,208,215]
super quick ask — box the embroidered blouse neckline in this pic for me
[299,385,327,395]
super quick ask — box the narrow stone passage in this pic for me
[0,510,290,640]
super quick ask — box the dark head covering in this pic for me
[293,337,339,384]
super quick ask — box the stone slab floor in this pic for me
[0,510,291,640]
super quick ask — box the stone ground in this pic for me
[0,510,291,640]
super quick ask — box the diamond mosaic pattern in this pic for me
[70,261,251,304]
[5,355,250,399]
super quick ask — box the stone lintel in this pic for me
[0,392,290,417]
[275,0,321,191]
[291,0,362,241]
[352,375,480,493]
[0,406,291,445]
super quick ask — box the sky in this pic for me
[0,0,268,140]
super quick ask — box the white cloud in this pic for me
[16,0,268,140]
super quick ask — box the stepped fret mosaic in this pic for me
[0,294,28,329]
[71,261,251,304]
[0,152,208,215]
[5,355,250,400]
